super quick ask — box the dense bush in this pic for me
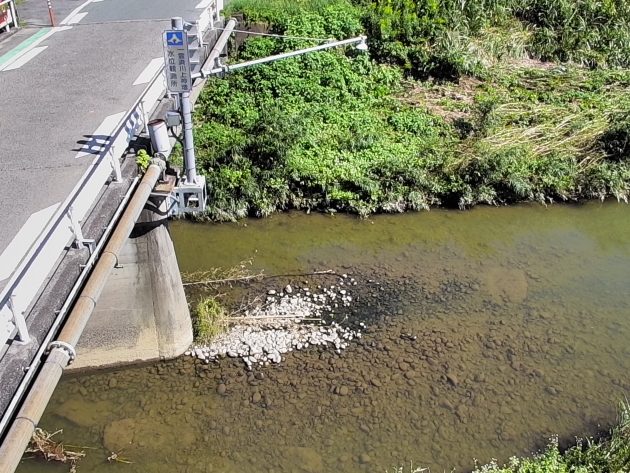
[355,0,630,77]
[191,0,630,220]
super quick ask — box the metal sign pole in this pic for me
[181,91,197,184]
[168,17,197,185]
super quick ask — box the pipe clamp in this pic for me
[47,341,77,365]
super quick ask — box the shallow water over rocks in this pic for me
[17,202,630,473]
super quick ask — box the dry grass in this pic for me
[25,428,85,472]
[182,259,264,287]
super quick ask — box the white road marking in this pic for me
[0,26,71,72]
[0,203,60,282]
[3,46,48,71]
[60,0,93,25]
[196,0,213,8]
[65,11,88,25]
[75,111,127,159]
[133,57,163,86]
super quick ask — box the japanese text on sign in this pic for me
[163,30,192,93]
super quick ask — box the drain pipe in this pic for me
[0,159,165,473]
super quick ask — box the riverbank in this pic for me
[473,400,630,473]
[189,0,630,220]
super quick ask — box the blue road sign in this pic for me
[165,31,185,47]
[163,29,192,93]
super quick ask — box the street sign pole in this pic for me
[180,91,197,184]
[166,17,197,185]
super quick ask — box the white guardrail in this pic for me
[0,0,18,32]
[0,1,220,349]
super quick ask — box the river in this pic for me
[17,202,630,473]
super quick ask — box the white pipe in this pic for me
[204,35,367,76]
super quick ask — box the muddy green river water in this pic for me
[17,202,630,473]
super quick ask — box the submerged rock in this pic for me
[103,418,136,452]
[285,446,323,473]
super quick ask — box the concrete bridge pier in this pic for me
[68,196,192,371]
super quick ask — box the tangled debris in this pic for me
[25,428,85,472]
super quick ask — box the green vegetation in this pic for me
[136,149,151,173]
[473,400,630,473]
[192,0,630,220]
[192,296,227,343]
[381,401,630,472]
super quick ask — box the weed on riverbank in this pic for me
[192,0,630,220]
[474,400,630,473]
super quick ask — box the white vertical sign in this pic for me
[163,30,192,93]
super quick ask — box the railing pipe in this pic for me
[201,35,367,77]
[199,18,237,77]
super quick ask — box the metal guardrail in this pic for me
[0,2,223,443]
[0,0,18,32]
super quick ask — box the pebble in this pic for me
[217,384,227,395]
[338,386,349,396]
[252,392,262,403]
[446,373,459,387]
[359,453,371,464]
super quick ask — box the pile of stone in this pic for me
[186,276,361,369]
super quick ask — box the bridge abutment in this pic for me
[68,197,192,371]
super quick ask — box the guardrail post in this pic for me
[140,100,149,135]
[8,295,29,344]
[68,206,96,253]
[107,147,123,182]
[68,206,86,247]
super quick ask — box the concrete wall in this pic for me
[69,198,192,371]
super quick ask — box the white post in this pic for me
[68,205,85,247]
[108,146,123,182]
[8,295,30,344]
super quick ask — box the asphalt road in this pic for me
[0,0,206,284]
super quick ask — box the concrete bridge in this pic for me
[0,0,227,469]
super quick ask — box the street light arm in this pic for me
[193,35,367,78]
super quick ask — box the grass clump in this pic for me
[192,296,227,343]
